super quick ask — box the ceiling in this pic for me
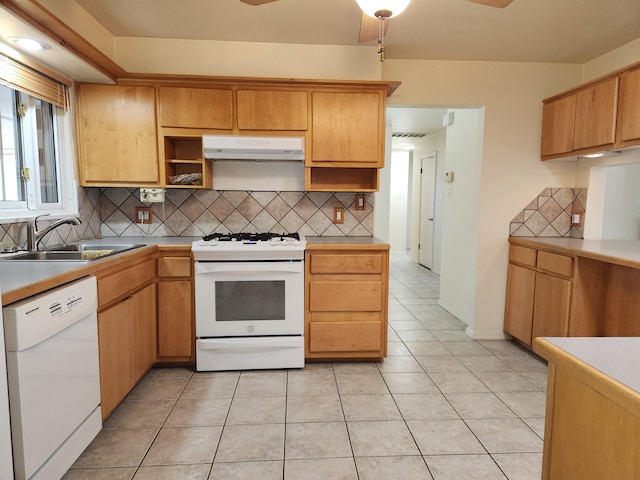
[73,0,640,64]
[68,0,640,147]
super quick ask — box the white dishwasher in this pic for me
[3,276,101,480]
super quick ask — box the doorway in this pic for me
[418,152,437,269]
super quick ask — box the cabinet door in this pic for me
[98,295,136,419]
[616,67,640,145]
[573,77,619,150]
[311,91,384,165]
[532,272,571,340]
[77,84,159,185]
[504,263,536,345]
[157,281,193,358]
[98,284,155,420]
[159,87,233,129]
[237,89,308,130]
[134,284,157,374]
[541,95,576,158]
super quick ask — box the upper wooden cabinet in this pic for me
[76,77,399,190]
[573,77,618,151]
[158,87,233,129]
[541,77,619,160]
[616,66,640,146]
[541,94,576,158]
[306,88,387,192]
[540,61,640,161]
[237,89,308,131]
[76,84,159,186]
[310,90,385,166]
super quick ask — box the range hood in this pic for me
[203,135,305,161]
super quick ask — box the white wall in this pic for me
[601,164,640,240]
[383,60,581,338]
[373,127,392,242]
[586,163,640,240]
[438,109,484,328]
[388,150,410,253]
[118,38,383,81]
[582,37,640,82]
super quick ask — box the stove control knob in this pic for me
[247,325,255,333]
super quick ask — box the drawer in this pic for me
[310,254,383,274]
[309,281,382,312]
[158,256,191,277]
[509,245,537,267]
[98,259,155,307]
[309,321,382,353]
[537,251,573,277]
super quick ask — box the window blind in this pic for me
[0,54,68,109]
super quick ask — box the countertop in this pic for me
[0,237,198,306]
[305,236,389,249]
[510,237,640,269]
[534,337,640,394]
[0,236,388,305]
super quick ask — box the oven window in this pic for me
[215,280,285,321]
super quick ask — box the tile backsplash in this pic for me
[0,188,374,249]
[100,188,374,238]
[0,187,101,249]
[509,187,587,238]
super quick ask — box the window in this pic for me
[0,83,77,219]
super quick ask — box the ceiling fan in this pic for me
[357,0,514,43]
[239,0,514,44]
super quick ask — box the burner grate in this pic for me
[202,232,300,242]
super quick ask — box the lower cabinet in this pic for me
[504,244,572,347]
[305,247,389,359]
[98,283,156,419]
[157,251,194,361]
[97,257,156,420]
[531,272,571,339]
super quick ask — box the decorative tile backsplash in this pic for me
[0,187,101,249]
[510,187,587,238]
[100,188,374,238]
[0,188,373,249]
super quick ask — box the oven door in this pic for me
[195,261,304,337]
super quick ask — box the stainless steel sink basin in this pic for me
[6,243,146,261]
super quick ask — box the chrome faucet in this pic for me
[26,215,82,251]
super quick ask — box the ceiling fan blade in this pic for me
[358,13,388,43]
[240,0,279,5]
[466,0,513,7]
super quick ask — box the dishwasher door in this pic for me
[3,276,101,480]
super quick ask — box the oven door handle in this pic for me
[195,262,303,274]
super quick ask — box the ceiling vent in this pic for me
[392,132,427,138]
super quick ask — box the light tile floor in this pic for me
[63,254,548,480]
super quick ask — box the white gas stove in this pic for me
[191,232,306,371]
[192,232,306,262]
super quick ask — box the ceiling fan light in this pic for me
[355,0,411,19]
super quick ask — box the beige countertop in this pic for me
[510,237,640,269]
[535,337,640,394]
[305,236,389,249]
[0,237,199,306]
[0,236,387,304]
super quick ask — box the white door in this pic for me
[418,153,437,269]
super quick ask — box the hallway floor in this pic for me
[63,254,547,480]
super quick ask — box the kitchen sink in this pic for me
[6,243,146,261]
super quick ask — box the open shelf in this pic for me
[163,136,212,188]
[305,167,379,192]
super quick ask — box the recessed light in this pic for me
[8,37,50,52]
[583,152,604,158]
